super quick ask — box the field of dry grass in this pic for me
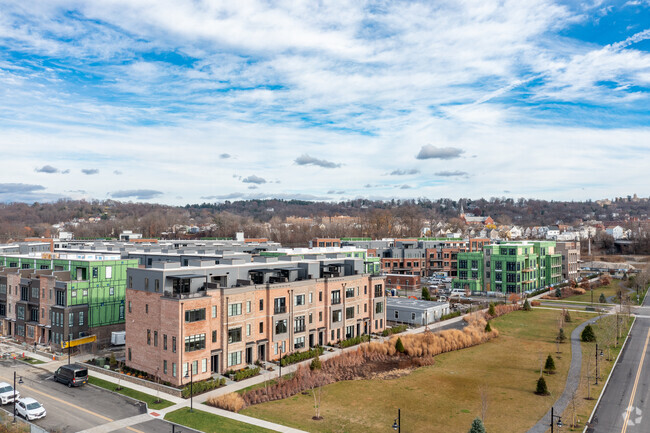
[241,309,594,433]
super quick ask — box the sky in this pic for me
[0,0,649,205]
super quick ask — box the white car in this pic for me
[0,382,19,405]
[16,398,46,421]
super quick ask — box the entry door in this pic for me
[211,354,219,374]
[258,344,266,362]
[246,346,253,364]
[318,331,323,346]
[356,323,360,337]
[309,334,314,348]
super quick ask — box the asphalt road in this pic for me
[0,360,174,433]
[588,299,650,433]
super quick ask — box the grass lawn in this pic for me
[241,309,593,433]
[165,407,273,433]
[88,376,174,410]
[560,313,634,431]
[564,282,625,304]
[21,357,45,365]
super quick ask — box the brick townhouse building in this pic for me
[125,255,386,386]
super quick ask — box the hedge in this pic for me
[280,346,324,367]
[440,311,462,321]
[340,335,370,348]
[234,367,260,382]
[181,377,226,398]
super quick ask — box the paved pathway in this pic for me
[526,314,603,433]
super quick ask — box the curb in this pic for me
[582,315,636,433]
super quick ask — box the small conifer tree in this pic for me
[468,417,487,433]
[395,337,405,353]
[564,310,572,323]
[581,324,596,342]
[536,376,550,395]
[523,299,531,311]
[599,293,606,303]
[488,303,495,316]
[544,354,556,374]
[310,355,322,371]
[484,322,492,333]
[557,328,566,343]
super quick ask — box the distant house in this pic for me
[606,225,625,240]
[546,226,560,239]
[507,226,523,239]
[460,213,495,225]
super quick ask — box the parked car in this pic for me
[0,382,18,405]
[15,398,46,421]
[54,364,88,387]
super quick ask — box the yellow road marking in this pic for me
[0,373,146,433]
[621,328,650,433]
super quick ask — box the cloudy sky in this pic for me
[1,0,649,204]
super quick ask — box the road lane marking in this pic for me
[621,328,650,433]
[0,374,146,433]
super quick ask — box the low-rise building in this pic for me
[386,298,450,326]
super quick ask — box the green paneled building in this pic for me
[453,241,562,294]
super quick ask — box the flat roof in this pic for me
[166,274,207,279]
[386,297,448,309]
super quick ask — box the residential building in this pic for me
[555,241,580,281]
[125,256,385,386]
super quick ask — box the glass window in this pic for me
[185,308,206,322]
[184,334,206,352]
[346,307,354,319]
[212,305,217,318]
[294,316,305,333]
[105,266,112,279]
[275,319,287,335]
[79,312,84,326]
[228,351,242,367]
[228,303,242,316]
[228,327,242,343]
[345,287,354,298]
[294,294,305,306]
[375,302,384,314]
[331,291,341,305]
[69,312,74,327]
[332,310,342,323]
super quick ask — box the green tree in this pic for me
[523,299,531,311]
[581,324,596,342]
[488,303,495,316]
[485,322,492,333]
[564,310,572,323]
[555,287,562,298]
[544,354,556,374]
[535,376,550,395]
[556,328,566,343]
[310,355,322,371]
[422,286,430,301]
[468,417,487,433]
[599,293,606,303]
[395,337,405,353]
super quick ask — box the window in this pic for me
[244,301,250,313]
[495,261,502,270]
[147,329,151,345]
[275,319,287,335]
[319,291,322,302]
[109,287,114,296]
[376,302,384,314]
[274,298,286,314]
[79,312,84,326]
[364,303,367,313]
[345,287,354,298]
[332,310,342,323]
[21,286,28,301]
[202,358,207,373]
[129,276,132,288]
[309,293,313,303]
[411,312,416,321]
[228,351,242,367]
[212,330,217,343]
[31,286,38,299]
[374,284,383,297]
[259,322,264,333]
[212,305,217,318]
[472,271,478,279]
[128,348,132,361]
[172,337,176,353]
[128,301,132,313]
[459,271,467,279]
[394,311,399,319]
[459,259,468,269]
[308,313,313,324]
[259,299,264,311]
[71,291,77,298]
[228,303,242,316]
[319,311,323,322]
[185,308,206,322]
[0,284,5,295]
[164,334,168,350]
[294,316,305,333]
[68,312,73,327]
[346,325,354,339]
[105,266,112,279]
[184,334,206,352]
[145,278,149,290]
[294,336,305,349]
[346,307,355,319]
[172,362,176,377]
[294,294,305,306]
[163,360,167,375]
[93,268,98,278]
[154,279,159,292]
[331,290,341,305]
[246,324,251,337]
[119,305,124,320]
[16,305,25,320]
[145,304,149,314]
[228,327,242,343]
[16,325,25,337]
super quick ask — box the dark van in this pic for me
[54,364,88,387]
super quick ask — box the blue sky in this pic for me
[0,0,649,204]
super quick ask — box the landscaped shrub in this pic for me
[440,311,462,321]
[535,376,549,395]
[555,288,562,298]
[207,392,246,412]
[468,417,487,433]
[544,354,556,374]
[581,324,596,342]
[395,337,405,353]
[310,355,322,371]
[531,301,541,306]
[422,286,430,300]
[564,310,572,323]
[484,322,492,332]
[485,304,520,320]
[523,299,531,311]
[181,377,225,398]
[488,303,496,316]
[280,346,325,367]
[340,335,370,348]
[234,367,260,382]
[382,324,408,337]
[599,293,606,303]
[557,328,566,343]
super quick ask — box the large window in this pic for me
[16,305,25,320]
[294,294,305,306]
[274,297,286,314]
[294,316,305,333]
[375,301,384,314]
[459,260,468,269]
[345,287,355,298]
[374,284,383,297]
[506,262,517,272]
[331,290,341,305]
[21,287,28,301]
[55,290,66,306]
[346,307,355,319]
[228,351,242,367]
[228,327,242,344]
[275,319,287,335]
[332,310,342,323]
[184,334,206,352]
[294,336,305,349]
[228,303,242,317]
[185,308,206,323]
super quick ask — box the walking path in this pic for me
[526,314,604,433]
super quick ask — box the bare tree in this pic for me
[570,391,579,428]
[479,384,489,422]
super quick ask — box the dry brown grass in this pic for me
[207,392,246,412]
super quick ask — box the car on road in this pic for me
[0,382,19,405]
[15,397,46,421]
[54,364,88,387]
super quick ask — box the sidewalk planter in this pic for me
[381,324,408,337]
[340,335,370,348]
[279,347,325,367]
[181,377,226,398]
[83,362,184,398]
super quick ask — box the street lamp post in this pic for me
[392,408,401,433]
[13,371,23,423]
[550,406,563,433]
[184,366,194,413]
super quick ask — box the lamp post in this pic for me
[595,344,604,385]
[550,406,563,433]
[13,371,23,423]
[392,408,401,433]
[184,365,193,413]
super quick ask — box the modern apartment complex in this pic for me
[453,241,563,294]
[555,241,580,281]
[0,252,138,345]
[261,247,381,275]
[125,255,386,386]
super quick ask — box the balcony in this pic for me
[274,306,286,314]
